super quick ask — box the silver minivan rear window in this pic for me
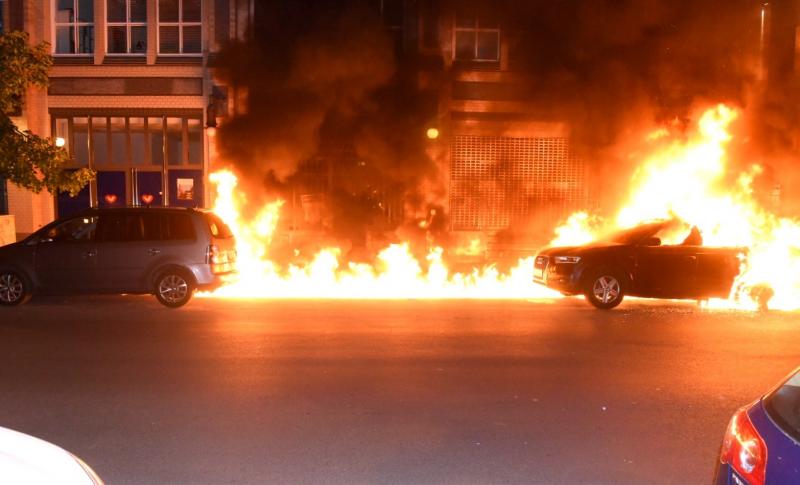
[206,213,234,239]
[765,368,800,442]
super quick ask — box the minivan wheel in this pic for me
[154,270,194,308]
[0,271,31,306]
[584,269,625,310]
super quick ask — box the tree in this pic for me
[0,31,93,196]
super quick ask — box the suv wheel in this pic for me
[0,271,31,306]
[155,270,194,308]
[584,270,625,309]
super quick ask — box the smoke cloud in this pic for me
[215,0,795,258]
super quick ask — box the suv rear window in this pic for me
[764,369,800,442]
[205,213,234,239]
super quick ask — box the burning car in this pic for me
[533,220,743,309]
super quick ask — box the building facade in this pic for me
[0,0,251,240]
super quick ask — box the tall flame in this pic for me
[205,103,800,309]
[552,104,800,311]
[205,171,560,300]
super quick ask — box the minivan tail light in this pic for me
[720,406,767,485]
[206,244,220,264]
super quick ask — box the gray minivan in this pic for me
[0,207,236,308]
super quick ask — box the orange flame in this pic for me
[204,103,800,310]
[204,170,561,300]
[552,104,800,311]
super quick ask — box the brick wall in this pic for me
[0,215,15,246]
[7,184,53,239]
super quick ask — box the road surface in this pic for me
[0,296,797,484]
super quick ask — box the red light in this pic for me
[720,407,767,485]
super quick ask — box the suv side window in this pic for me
[162,214,195,241]
[45,216,98,242]
[98,213,149,242]
[141,213,163,241]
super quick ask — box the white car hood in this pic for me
[0,426,98,484]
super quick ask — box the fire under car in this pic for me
[533,220,744,309]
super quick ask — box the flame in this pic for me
[552,104,800,311]
[204,170,561,300]
[204,103,800,310]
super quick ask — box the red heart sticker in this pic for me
[104,194,118,204]
[141,194,154,205]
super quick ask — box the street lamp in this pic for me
[55,137,66,147]
[426,127,439,140]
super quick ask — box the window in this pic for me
[44,216,98,242]
[164,213,195,240]
[149,117,164,164]
[98,213,137,241]
[158,0,201,54]
[91,117,108,164]
[55,0,94,54]
[110,117,128,164]
[205,213,232,239]
[377,0,403,29]
[0,178,7,216]
[373,0,403,52]
[107,0,146,54]
[54,114,203,168]
[453,12,499,62]
[166,117,183,165]
[73,117,90,166]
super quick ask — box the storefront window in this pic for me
[53,113,203,168]
[166,117,183,165]
[149,117,164,165]
[54,118,71,154]
[110,117,128,164]
[187,118,202,164]
[92,117,109,165]
[130,117,146,165]
[73,117,90,166]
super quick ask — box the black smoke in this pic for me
[215,0,785,257]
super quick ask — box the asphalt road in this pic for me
[0,296,798,484]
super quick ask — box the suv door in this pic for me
[95,211,197,292]
[95,212,162,292]
[34,215,99,292]
[634,245,700,297]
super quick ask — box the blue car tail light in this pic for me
[720,406,768,485]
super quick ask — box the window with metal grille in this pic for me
[449,135,587,231]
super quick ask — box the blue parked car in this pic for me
[715,367,800,484]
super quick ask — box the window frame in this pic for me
[452,15,500,62]
[106,0,147,55]
[156,0,202,56]
[53,0,95,56]
[51,113,204,170]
